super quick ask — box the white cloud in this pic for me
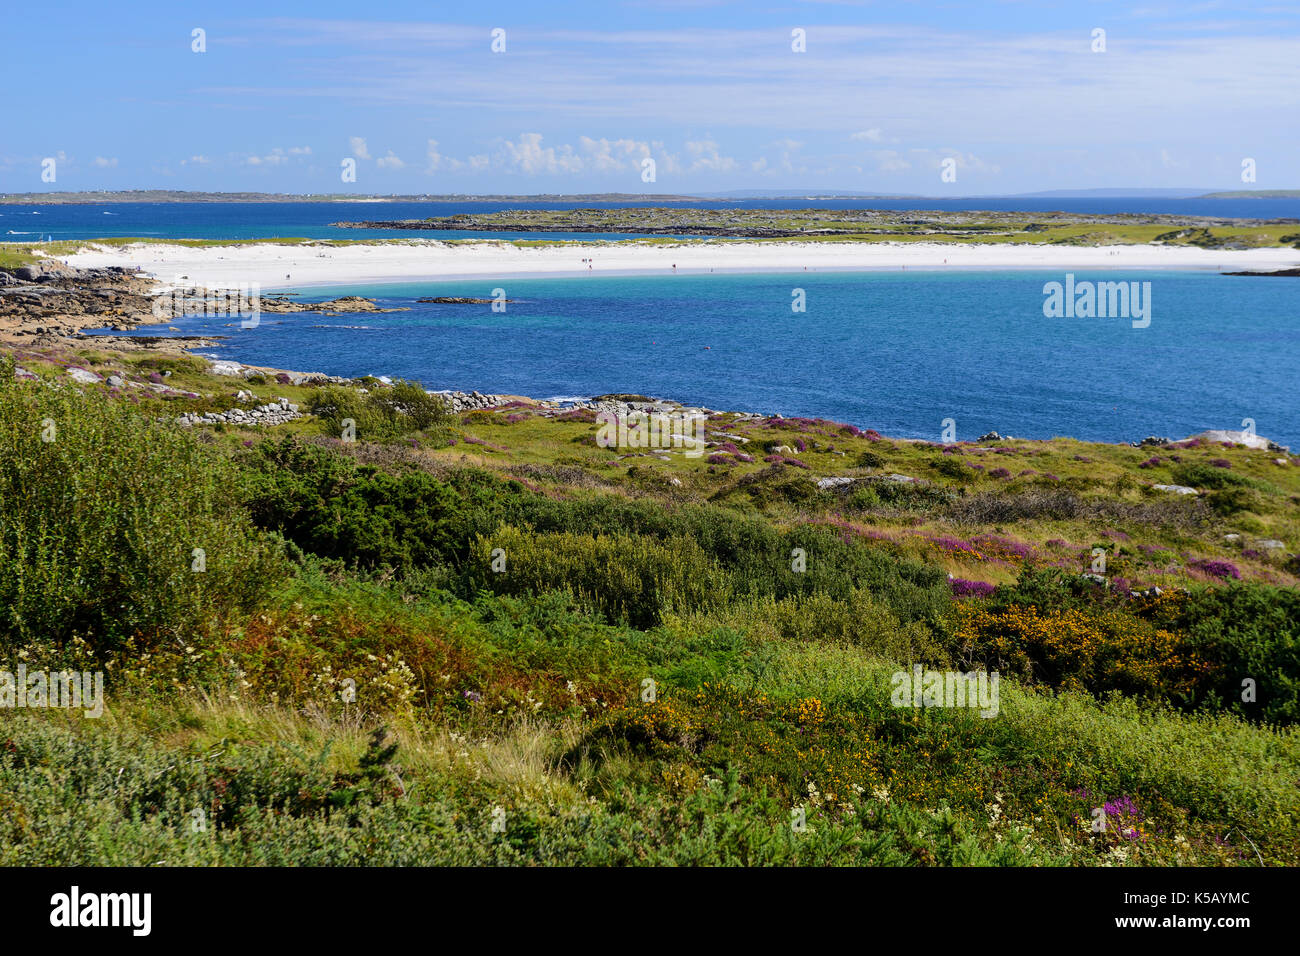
[578,136,650,171]
[762,138,804,173]
[498,133,582,174]
[376,150,405,169]
[92,156,118,168]
[685,138,736,172]
[349,136,371,160]
[871,150,911,172]
[850,129,884,142]
[650,141,682,174]
[242,146,314,167]
[181,155,211,166]
[924,149,1000,175]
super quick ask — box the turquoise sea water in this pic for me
[97,269,1300,447]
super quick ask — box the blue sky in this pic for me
[3,0,1298,195]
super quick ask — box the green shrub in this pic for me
[1170,463,1264,492]
[308,380,453,441]
[239,437,955,626]
[1205,487,1261,517]
[240,438,519,572]
[0,360,284,653]
[1149,582,1300,724]
[847,486,882,511]
[465,519,950,630]
[471,527,727,628]
[930,456,968,480]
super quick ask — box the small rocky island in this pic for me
[261,294,407,314]
[416,296,516,304]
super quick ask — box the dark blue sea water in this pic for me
[92,270,1300,447]
[4,198,1299,242]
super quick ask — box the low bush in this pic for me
[308,380,453,442]
[0,358,283,654]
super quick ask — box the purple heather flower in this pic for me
[1189,558,1241,580]
[950,578,996,599]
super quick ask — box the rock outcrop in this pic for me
[260,295,407,314]
[0,263,160,341]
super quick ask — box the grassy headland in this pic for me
[1,342,1297,866]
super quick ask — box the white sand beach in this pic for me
[60,239,1300,291]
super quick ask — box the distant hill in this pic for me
[1004,188,1215,199]
[702,189,927,199]
[1199,190,1300,199]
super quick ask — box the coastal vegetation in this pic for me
[331,207,1300,247]
[1,344,1297,866]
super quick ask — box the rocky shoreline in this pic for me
[0,260,406,346]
